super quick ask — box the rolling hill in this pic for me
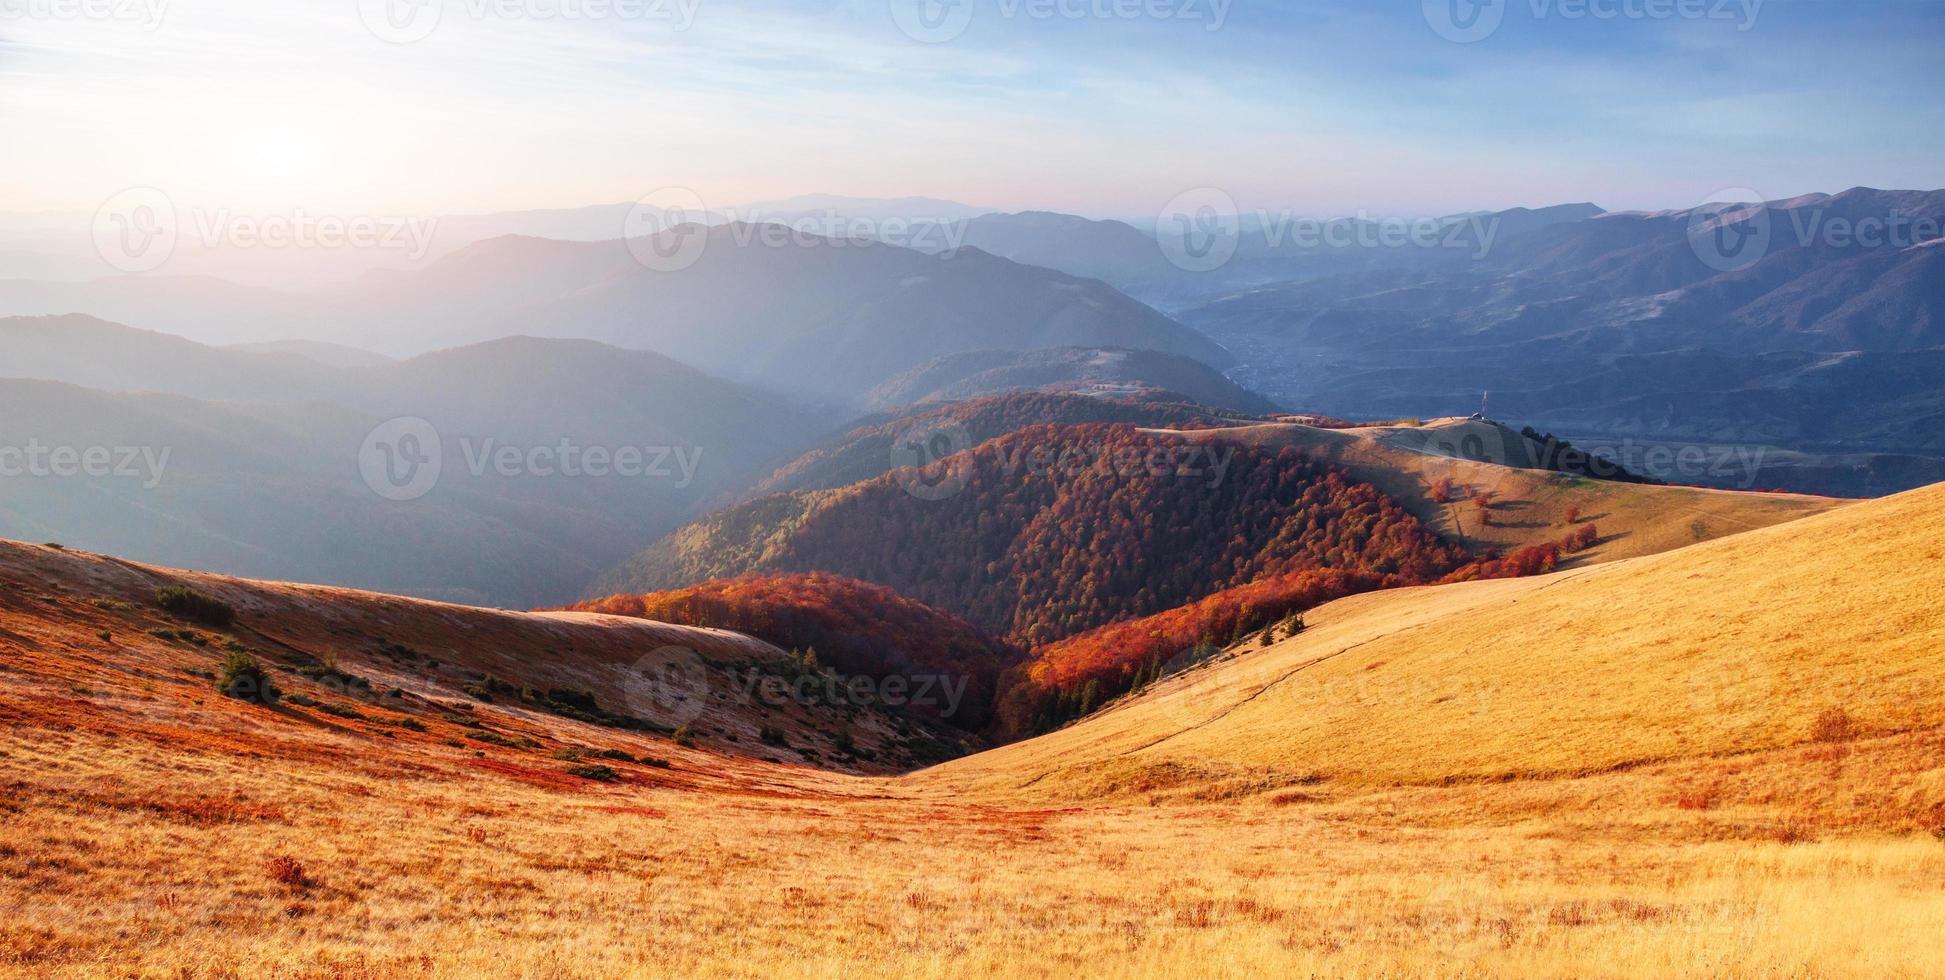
[2,483,1939,975]
[599,423,1480,649]
[570,573,1026,732]
[1146,417,1847,562]
[920,479,1945,802]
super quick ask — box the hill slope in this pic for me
[4,497,1943,974]
[1149,417,1847,562]
[602,423,1478,648]
[920,480,1945,801]
[0,538,974,776]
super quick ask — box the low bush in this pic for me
[1811,707,1857,743]
[265,856,311,889]
[215,650,277,704]
[567,764,620,783]
[156,586,236,628]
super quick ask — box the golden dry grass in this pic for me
[925,480,1945,796]
[3,484,1944,977]
[1155,418,1847,563]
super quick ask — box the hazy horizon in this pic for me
[4,0,1942,221]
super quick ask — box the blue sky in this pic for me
[2,0,1940,218]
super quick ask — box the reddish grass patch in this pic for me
[467,757,586,792]
[265,856,312,889]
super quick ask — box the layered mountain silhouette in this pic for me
[0,224,1230,402]
[1179,188,1945,494]
[0,316,830,607]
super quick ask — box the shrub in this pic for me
[593,748,636,762]
[547,688,600,713]
[466,730,535,749]
[215,650,277,704]
[641,757,672,769]
[1811,707,1857,743]
[567,764,620,783]
[671,726,696,748]
[156,586,235,628]
[265,856,310,888]
[759,726,787,747]
[89,597,133,612]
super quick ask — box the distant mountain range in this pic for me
[1178,188,1945,495]
[0,315,831,607]
[0,224,1229,403]
[865,346,1280,413]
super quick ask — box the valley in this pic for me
[1,481,1938,976]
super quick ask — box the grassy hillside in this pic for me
[571,573,1026,732]
[4,486,1944,974]
[1157,417,1846,563]
[922,480,1945,801]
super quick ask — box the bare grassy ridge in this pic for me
[1158,417,1847,564]
[2,484,1942,976]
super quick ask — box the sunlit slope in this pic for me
[1154,417,1846,564]
[920,480,1945,798]
[0,538,961,779]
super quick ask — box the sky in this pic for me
[2,0,1943,221]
